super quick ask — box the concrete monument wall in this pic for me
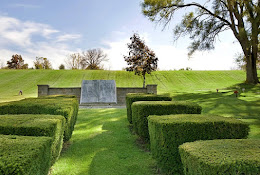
[38,83,157,105]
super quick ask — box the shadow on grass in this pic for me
[172,83,260,140]
[51,108,157,175]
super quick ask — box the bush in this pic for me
[179,139,260,175]
[0,115,65,165]
[125,93,172,124]
[0,96,79,141]
[0,135,52,175]
[132,101,202,141]
[148,114,249,175]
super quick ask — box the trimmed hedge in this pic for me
[125,93,172,124]
[179,139,260,175]
[132,101,202,140]
[148,114,249,175]
[0,115,65,165]
[0,135,52,175]
[0,95,79,141]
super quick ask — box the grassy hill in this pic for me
[0,69,250,102]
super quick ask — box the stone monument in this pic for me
[80,80,117,104]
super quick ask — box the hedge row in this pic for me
[0,95,79,141]
[125,93,172,124]
[0,135,52,175]
[148,114,250,175]
[132,101,202,141]
[179,139,260,175]
[0,114,65,165]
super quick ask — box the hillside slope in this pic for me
[0,69,247,102]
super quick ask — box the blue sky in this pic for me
[0,0,242,70]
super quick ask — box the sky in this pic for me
[0,0,242,70]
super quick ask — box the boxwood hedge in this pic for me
[0,115,65,165]
[0,135,52,175]
[125,93,172,124]
[179,139,260,175]
[0,95,78,141]
[132,101,202,141]
[148,114,249,175]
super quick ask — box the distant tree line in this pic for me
[1,48,108,70]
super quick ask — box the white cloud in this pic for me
[0,15,82,69]
[56,34,82,42]
[9,4,41,9]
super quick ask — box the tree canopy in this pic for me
[142,0,260,84]
[7,54,28,69]
[34,57,52,69]
[124,33,158,88]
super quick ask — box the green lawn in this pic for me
[0,69,259,174]
[50,108,157,175]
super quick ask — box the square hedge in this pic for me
[179,139,260,175]
[0,135,52,175]
[125,93,172,124]
[0,114,65,165]
[0,95,79,141]
[132,101,202,141]
[148,114,249,174]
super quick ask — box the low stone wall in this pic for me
[38,84,157,105]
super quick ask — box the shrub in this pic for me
[0,115,65,165]
[0,96,79,141]
[179,139,260,175]
[125,93,172,124]
[132,101,202,140]
[0,135,52,175]
[148,114,249,175]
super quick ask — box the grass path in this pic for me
[51,108,157,175]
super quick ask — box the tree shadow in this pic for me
[51,108,157,175]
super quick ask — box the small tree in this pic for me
[124,33,158,88]
[34,57,52,69]
[65,53,82,69]
[7,54,27,69]
[59,64,65,70]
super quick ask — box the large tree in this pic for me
[124,33,158,88]
[7,54,28,69]
[81,48,108,70]
[142,0,260,84]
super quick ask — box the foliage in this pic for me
[66,49,107,70]
[81,48,108,70]
[142,0,260,84]
[148,114,249,174]
[51,108,157,175]
[131,101,202,141]
[0,135,52,175]
[6,54,28,69]
[126,93,172,124]
[0,114,65,165]
[124,33,158,87]
[59,64,65,70]
[179,139,260,175]
[34,57,52,69]
[65,53,82,69]
[0,96,79,141]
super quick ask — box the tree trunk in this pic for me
[245,53,259,84]
[143,74,146,88]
